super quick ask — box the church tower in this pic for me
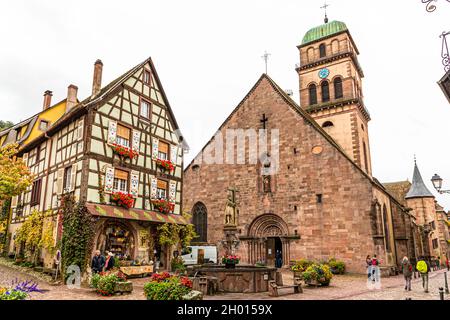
[297,19,372,175]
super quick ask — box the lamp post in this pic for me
[431,174,450,194]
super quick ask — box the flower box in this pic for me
[222,255,240,268]
[111,143,138,160]
[114,281,133,294]
[151,199,175,214]
[155,158,175,173]
[111,192,135,209]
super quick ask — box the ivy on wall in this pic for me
[60,194,96,281]
[157,213,197,252]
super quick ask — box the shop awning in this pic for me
[86,203,188,225]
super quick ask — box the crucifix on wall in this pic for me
[260,114,268,130]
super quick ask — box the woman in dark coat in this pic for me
[104,252,115,271]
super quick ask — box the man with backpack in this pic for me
[416,257,430,293]
[401,256,413,291]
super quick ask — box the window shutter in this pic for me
[150,177,157,199]
[170,145,178,164]
[70,163,77,192]
[169,181,176,203]
[132,130,141,153]
[104,167,115,194]
[22,153,28,166]
[130,171,139,198]
[108,120,117,144]
[56,168,64,195]
[11,196,18,208]
[152,138,159,159]
[77,119,84,141]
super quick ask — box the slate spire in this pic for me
[405,160,434,199]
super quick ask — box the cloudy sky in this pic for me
[1,1,450,208]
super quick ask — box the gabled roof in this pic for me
[405,162,435,199]
[20,57,181,154]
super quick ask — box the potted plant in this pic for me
[111,143,138,160]
[151,199,175,214]
[302,264,333,287]
[328,258,346,275]
[155,158,175,173]
[222,255,240,269]
[111,192,135,209]
[291,259,313,279]
[143,272,195,300]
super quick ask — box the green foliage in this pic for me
[0,143,33,206]
[0,121,14,131]
[302,264,333,286]
[96,274,119,296]
[60,195,96,281]
[171,256,186,273]
[143,277,191,300]
[0,288,28,300]
[90,273,102,289]
[157,215,198,252]
[328,258,346,275]
[291,259,314,272]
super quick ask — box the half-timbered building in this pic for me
[7,58,186,269]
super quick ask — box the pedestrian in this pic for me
[275,250,282,268]
[371,254,379,283]
[366,255,372,278]
[401,256,412,291]
[91,250,105,274]
[104,251,115,271]
[446,257,449,272]
[416,257,430,293]
[437,257,441,270]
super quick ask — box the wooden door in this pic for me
[266,238,275,267]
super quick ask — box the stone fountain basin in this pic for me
[189,265,277,293]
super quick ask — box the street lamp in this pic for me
[431,174,450,194]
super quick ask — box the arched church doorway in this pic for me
[246,214,291,268]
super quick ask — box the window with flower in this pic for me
[116,124,131,147]
[113,169,129,193]
[158,141,169,160]
[156,179,167,200]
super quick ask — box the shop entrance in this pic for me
[97,221,135,261]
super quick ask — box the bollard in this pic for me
[445,272,449,294]
[439,287,444,301]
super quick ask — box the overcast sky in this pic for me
[1,1,450,209]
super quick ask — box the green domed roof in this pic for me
[301,20,348,45]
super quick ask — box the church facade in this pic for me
[183,20,447,273]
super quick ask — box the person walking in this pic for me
[91,250,105,274]
[401,256,412,291]
[104,251,116,271]
[366,255,372,279]
[416,257,430,293]
[446,257,449,272]
[371,254,379,283]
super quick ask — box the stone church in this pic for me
[182,19,448,273]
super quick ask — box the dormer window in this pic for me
[39,120,49,131]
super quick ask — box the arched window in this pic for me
[334,77,343,99]
[192,202,207,243]
[308,84,317,105]
[322,121,334,128]
[382,205,391,252]
[321,81,330,103]
[319,43,326,58]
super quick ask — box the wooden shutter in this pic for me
[169,181,176,203]
[130,171,139,198]
[11,196,18,208]
[77,119,84,141]
[69,163,77,192]
[56,168,64,195]
[132,130,141,153]
[104,167,115,194]
[150,177,157,199]
[22,153,28,166]
[152,138,159,158]
[108,120,117,144]
[170,145,178,164]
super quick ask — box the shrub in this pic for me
[291,259,313,272]
[171,256,186,273]
[91,270,127,296]
[328,258,346,275]
[302,264,333,286]
[144,273,193,300]
[0,288,28,300]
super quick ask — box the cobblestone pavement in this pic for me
[1,264,449,300]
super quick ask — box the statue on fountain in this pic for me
[221,187,240,256]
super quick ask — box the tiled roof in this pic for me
[383,181,411,206]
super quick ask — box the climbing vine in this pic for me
[60,194,96,281]
[157,213,197,251]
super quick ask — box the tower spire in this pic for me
[321,1,330,23]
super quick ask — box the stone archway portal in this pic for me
[246,214,291,268]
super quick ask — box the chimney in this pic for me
[92,59,103,97]
[43,90,53,110]
[66,84,78,113]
